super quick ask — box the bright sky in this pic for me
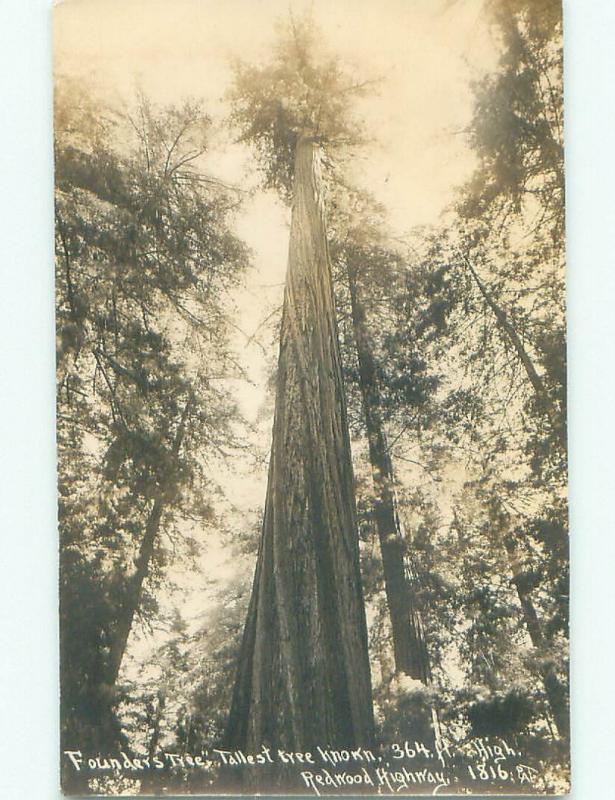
[54,0,499,425]
[54,0,498,230]
[54,0,500,663]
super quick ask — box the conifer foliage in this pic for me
[56,79,249,790]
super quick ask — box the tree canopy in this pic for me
[229,15,371,198]
[56,77,250,789]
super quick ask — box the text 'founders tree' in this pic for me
[225,18,376,753]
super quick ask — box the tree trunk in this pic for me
[108,395,193,686]
[108,499,164,686]
[503,534,569,739]
[226,135,375,757]
[346,255,431,684]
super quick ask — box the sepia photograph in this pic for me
[54,0,569,794]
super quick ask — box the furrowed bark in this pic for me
[226,135,375,757]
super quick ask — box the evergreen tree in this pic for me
[225,17,376,763]
[56,79,249,791]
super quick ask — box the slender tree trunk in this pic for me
[345,256,438,749]
[346,256,430,684]
[226,135,375,757]
[108,395,194,685]
[503,534,569,739]
[108,499,164,685]
[461,253,566,447]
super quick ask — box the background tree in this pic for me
[373,0,568,778]
[56,78,249,792]
[326,184,442,746]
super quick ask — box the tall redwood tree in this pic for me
[226,19,375,754]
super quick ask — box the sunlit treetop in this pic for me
[228,14,374,200]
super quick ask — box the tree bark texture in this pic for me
[226,136,375,755]
[346,256,431,684]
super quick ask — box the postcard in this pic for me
[55,0,569,794]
